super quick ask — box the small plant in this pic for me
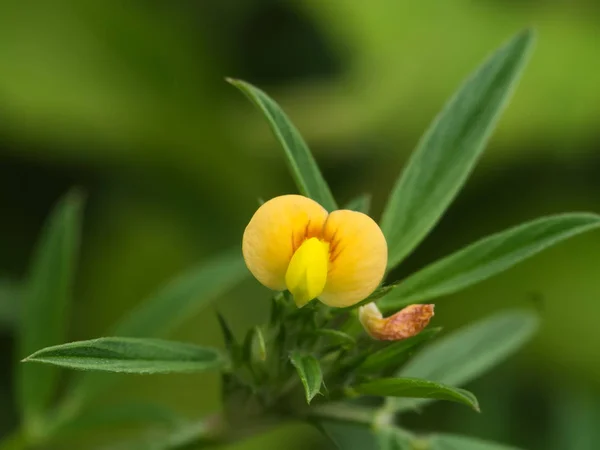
[4,29,600,449]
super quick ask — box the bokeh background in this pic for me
[1,1,600,449]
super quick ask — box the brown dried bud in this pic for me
[358,302,435,341]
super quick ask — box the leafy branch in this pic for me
[2,28,596,450]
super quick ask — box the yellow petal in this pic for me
[285,237,330,307]
[319,210,387,307]
[242,195,328,291]
[358,302,435,341]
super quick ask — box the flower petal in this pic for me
[359,302,435,341]
[285,237,330,307]
[319,210,387,307]
[242,195,328,290]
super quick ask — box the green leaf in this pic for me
[309,329,356,347]
[379,213,600,309]
[159,419,217,450]
[353,377,479,411]
[316,421,379,450]
[380,29,535,269]
[58,402,182,432]
[23,337,227,374]
[428,433,522,450]
[289,351,323,404]
[113,248,247,337]
[64,250,246,415]
[216,311,237,354]
[359,328,441,373]
[227,78,337,211]
[243,326,267,363]
[551,388,600,450]
[388,310,538,412]
[377,427,414,450]
[344,194,372,214]
[216,310,243,384]
[269,292,286,326]
[17,189,84,428]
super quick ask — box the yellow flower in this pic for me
[242,195,387,308]
[358,302,435,341]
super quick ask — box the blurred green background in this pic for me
[1,1,600,449]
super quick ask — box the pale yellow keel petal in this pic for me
[285,237,330,307]
[320,210,387,307]
[242,195,328,291]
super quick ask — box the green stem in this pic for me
[373,401,398,430]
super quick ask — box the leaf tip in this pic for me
[466,392,481,412]
[511,27,537,58]
[225,77,243,87]
[518,26,536,41]
[65,186,86,202]
[306,386,325,404]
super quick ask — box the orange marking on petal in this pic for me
[243,196,388,309]
[242,195,328,291]
[319,210,387,308]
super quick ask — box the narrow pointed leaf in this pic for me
[353,378,479,411]
[269,293,285,326]
[316,421,379,450]
[59,402,182,431]
[216,311,242,368]
[228,78,337,211]
[254,328,266,361]
[216,311,237,353]
[17,189,84,426]
[308,329,356,347]
[378,427,414,450]
[388,310,538,412]
[359,328,441,373]
[344,194,372,214]
[429,433,522,450]
[290,351,323,404]
[159,419,220,450]
[379,213,600,309]
[381,29,535,269]
[551,388,600,450]
[243,326,267,363]
[81,418,214,450]
[113,248,247,337]
[62,249,247,408]
[24,337,227,374]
